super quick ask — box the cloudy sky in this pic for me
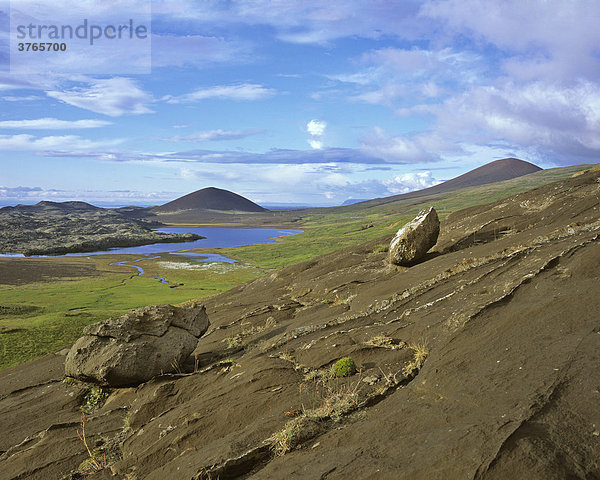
[0,0,599,207]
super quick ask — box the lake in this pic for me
[2,227,302,262]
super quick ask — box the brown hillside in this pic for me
[355,157,541,208]
[1,169,600,479]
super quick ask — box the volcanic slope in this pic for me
[1,169,600,479]
[353,157,542,208]
[153,187,266,214]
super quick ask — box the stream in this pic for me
[109,256,177,287]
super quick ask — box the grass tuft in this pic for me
[402,343,429,377]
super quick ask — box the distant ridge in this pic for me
[0,200,101,213]
[352,158,542,208]
[153,187,266,213]
[342,198,369,206]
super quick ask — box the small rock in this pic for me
[389,207,440,266]
[362,375,380,385]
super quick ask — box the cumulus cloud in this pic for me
[163,84,276,104]
[433,80,600,160]
[47,77,154,117]
[163,129,266,143]
[256,165,442,204]
[307,119,327,149]
[383,171,441,194]
[421,0,600,83]
[307,139,323,150]
[307,119,327,136]
[0,118,111,129]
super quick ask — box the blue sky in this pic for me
[0,0,599,207]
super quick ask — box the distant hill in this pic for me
[352,158,541,208]
[0,200,101,214]
[153,187,267,213]
[342,198,370,206]
[35,200,101,211]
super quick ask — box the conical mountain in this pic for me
[153,187,266,213]
[353,158,541,208]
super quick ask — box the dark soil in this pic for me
[0,257,102,285]
[1,170,600,479]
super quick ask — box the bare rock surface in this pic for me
[389,206,440,265]
[64,304,209,386]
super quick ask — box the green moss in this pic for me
[84,385,108,410]
[331,357,357,378]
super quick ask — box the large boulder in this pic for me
[389,207,440,266]
[65,304,209,386]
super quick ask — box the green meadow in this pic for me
[0,164,588,370]
[0,255,260,369]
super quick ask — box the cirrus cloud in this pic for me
[163,83,277,104]
[46,77,154,117]
[162,128,266,143]
[0,118,112,129]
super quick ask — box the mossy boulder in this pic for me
[331,357,357,378]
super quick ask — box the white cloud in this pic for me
[164,129,265,143]
[433,80,600,159]
[178,167,198,180]
[383,171,441,194]
[163,84,276,104]
[0,118,111,129]
[331,46,481,107]
[1,96,41,102]
[46,77,153,117]
[307,119,327,149]
[360,127,454,163]
[0,134,123,151]
[307,119,327,136]
[308,139,324,150]
[421,0,600,82]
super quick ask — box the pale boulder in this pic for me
[389,207,440,266]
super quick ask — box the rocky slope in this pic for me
[0,201,201,256]
[1,170,599,479]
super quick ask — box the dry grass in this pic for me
[269,375,363,456]
[222,317,277,349]
[269,416,305,456]
[366,335,405,350]
[402,343,429,377]
[306,379,361,420]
